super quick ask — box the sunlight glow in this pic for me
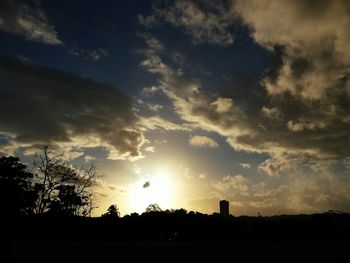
[128,169,175,213]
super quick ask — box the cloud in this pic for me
[69,47,110,61]
[258,152,338,177]
[212,175,250,194]
[0,0,62,44]
[145,146,155,153]
[207,165,350,215]
[258,154,291,177]
[16,54,30,63]
[234,0,350,100]
[198,173,207,179]
[141,64,249,142]
[0,55,144,160]
[94,180,127,198]
[85,48,109,61]
[139,116,190,132]
[139,17,350,161]
[137,3,350,214]
[287,120,327,132]
[142,86,160,96]
[140,35,253,147]
[84,155,95,162]
[189,135,218,148]
[147,104,163,112]
[154,138,168,145]
[139,25,350,215]
[139,0,350,161]
[240,163,251,169]
[210,97,234,113]
[227,0,349,160]
[342,116,350,124]
[139,0,235,46]
[261,107,281,120]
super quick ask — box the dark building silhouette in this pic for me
[219,200,229,215]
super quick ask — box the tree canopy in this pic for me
[102,204,120,218]
[0,156,37,216]
[0,145,101,217]
[145,203,162,213]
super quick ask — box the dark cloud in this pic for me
[0,0,62,44]
[143,181,150,188]
[68,47,110,62]
[0,56,144,160]
[138,0,235,46]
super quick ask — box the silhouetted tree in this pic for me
[102,204,120,218]
[33,145,100,216]
[170,208,187,216]
[47,185,84,216]
[145,203,162,213]
[0,156,37,216]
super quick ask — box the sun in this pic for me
[128,169,175,214]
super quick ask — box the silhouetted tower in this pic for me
[220,200,229,216]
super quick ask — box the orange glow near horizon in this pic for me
[93,159,211,217]
[128,168,176,213]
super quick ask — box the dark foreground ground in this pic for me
[5,211,350,262]
[11,241,350,262]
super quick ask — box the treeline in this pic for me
[6,209,350,243]
[100,210,350,242]
[0,146,99,217]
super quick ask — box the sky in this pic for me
[1,0,350,216]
